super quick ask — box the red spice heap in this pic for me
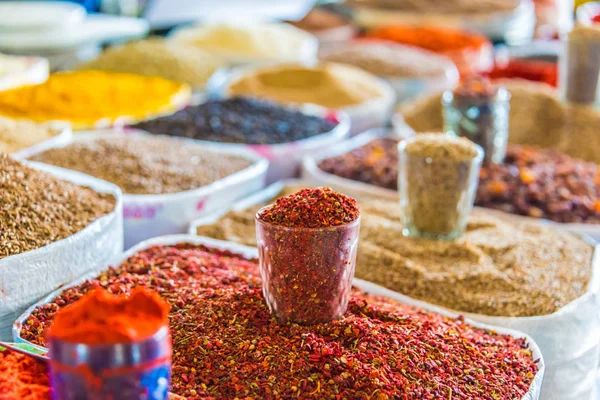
[22,244,539,399]
[488,59,558,87]
[47,287,169,345]
[592,12,600,24]
[0,349,50,399]
[477,145,600,223]
[257,187,359,228]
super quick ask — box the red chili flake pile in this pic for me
[477,145,600,223]
[0,349,50,399]
[488,59,558,87]
[318,138,399,190]
[257,187,359,228]
[21,244,539,399]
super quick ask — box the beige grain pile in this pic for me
[0,117,61,153]
[196,186,593,317]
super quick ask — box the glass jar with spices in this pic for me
[443,78,510,165]
[398,134,483,240]
[255,187,360,325]
[46,288,171,400]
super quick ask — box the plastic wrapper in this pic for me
[193,180,599,399]
[13,234,545,399]
[141,104,351,184]
[25,130,269,248]
[0,55,48,92]
[351,0,535,45]
[0,162,123,340]
[207,65,396,136]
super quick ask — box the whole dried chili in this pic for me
[256,188,360,324]
[0,349,50,399]
[21,244,539,399]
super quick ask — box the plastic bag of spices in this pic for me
[190,180,598,400]
[25,131,269,249]
[0,162,123,341]
[207,63,397,136]
[13,234,546,400]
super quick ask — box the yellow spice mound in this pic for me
[227,63,385,109]
[0,70,190,129]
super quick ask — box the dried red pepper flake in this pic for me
[21,244,539,399]
[257,187,359,228]
[0,349,51,399]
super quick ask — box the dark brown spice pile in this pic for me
[317,138,398,190]
[132,97,338,145]
[257,187,359,228]
[29,134,252,195]
[21,243,539,399]
[0,154,115,259]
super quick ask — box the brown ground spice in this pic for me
[30,134,252,195]
[0,154,116,259]
[196,187,593,317]
[399,79,600,163]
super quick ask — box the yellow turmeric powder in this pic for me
[0,70,190,129]
[226,63,386,109]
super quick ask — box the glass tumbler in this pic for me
[48,326,171,400]
[255,211,360,325]
[398,139,483,240]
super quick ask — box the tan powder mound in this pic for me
[398,79,600,163]
[197,186,593,317]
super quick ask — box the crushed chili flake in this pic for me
[21,244,539,399]
[257,187,359,228]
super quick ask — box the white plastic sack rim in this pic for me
[169,22,319,66]
[206,62,397,123]
[24,130,270,204]
[129,102,351,160]
[188,178,310,234]
[0,55,48,92]
[13,234,545,399]
[0,160,123,270]
[10,123,72,159]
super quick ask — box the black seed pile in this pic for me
[132,97,339,145]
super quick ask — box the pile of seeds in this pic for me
[0,117,61,153]
[195,186,594,317]
[132,97,338,145]
[318,138,398,189]
[29,134,252,195]
[21,243,539,398]
[0,154,115,259]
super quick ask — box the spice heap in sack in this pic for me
[29,134,252,195]
[319,40,457,80]
[0,349,50,399]
[170,21,316,64]
[226,62,389,109]
[0,154,116,259]
[347,0,518,13]
[319,137,600,223]
[78,38,224,90]
[488,58,558,87]
[287,8,355,44]
[21,243,539,398]
[196,186,594,317]
[0,71,190,129]
[365,25,493,77]
[132,97,338,145]
[400,79,600,164]
[0,117,62,153]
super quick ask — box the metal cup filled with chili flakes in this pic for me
[46,288,172,400]
[255,187,361,325]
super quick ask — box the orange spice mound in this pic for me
[365,25,488,53]
[0,350,50,400]
[47,288,169,345]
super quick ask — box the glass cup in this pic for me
[48,326,171,400]
[255,210,360,325]
[398,138,483,240]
